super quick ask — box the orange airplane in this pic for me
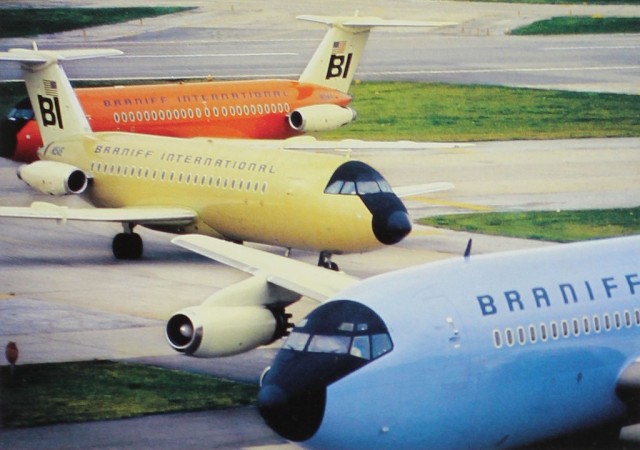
[0,15,450,163]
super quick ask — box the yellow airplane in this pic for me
[0,47,451,267]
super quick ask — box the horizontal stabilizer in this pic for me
[393,182,454,198]
[0,47,123,65]
[0,201,196,226]
[297,15,457,29]
[0,46,123,144]
[297,13,455,93]
[172,235,360,302]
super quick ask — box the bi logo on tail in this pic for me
[38,80,64,129]
[326,40,353,80]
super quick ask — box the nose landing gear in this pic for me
[318,251,339,271]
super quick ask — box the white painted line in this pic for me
[543,45,639,51]
[364,65,640,76]
[113,52,298,58]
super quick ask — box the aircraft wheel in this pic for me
[112,233,143,260]
[326,261,339,272]
[318,252,339,271]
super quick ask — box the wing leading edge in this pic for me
[0,201,196,226]
[172,234,360,302]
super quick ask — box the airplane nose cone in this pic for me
[258,301,393,443]
[360,192,413,246]
[0,118,19,159]
[374,209,412,245]
[257,384,287,411]
[258,381,326,442]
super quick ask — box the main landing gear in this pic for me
[318,251,339,271]
[112,222,143,260]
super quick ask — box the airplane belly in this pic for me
[201,189,378,253]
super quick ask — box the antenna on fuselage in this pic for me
[464,238,472,260]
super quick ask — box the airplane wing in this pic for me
[172,234,360,302]
[0,201,196,226]
[281,136,473,151]
[393,182,454,198]
[195,136,472,151]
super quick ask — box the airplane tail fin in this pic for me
[0,45,122,146]
[297,14,455,93]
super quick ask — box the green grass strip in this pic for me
[1,81,639,142]
[512,16,640,35]
[0,360,257,429]
[0,7,195,38]
[419,207,640,242]
[317,82,640,141]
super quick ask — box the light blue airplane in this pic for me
[171,233,640,449]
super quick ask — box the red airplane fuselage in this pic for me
[5,79,352,162]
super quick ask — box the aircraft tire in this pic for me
[319,260,340,271]
[112,233,143,260]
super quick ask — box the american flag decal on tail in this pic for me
[43,80,58,96]
[331,41,346,54]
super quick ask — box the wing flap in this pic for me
[0,201,196,226]
[172,235,359,302]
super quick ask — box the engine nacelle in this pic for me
[288,104,356,132]
[17,160,88,195]
[166,305,289,357]
[166,275,298,357]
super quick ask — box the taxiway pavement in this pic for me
[1,1,639,93]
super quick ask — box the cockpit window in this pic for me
[324,161,394,196]
[308,335,351,354]
[372,333,393,358]
[350,336,371,359]
[283,331,310,351]
[7,98,34,121]
[281,300,394,361]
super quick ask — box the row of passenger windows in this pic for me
[89,161,268,193]
[493,308,640,349]
[112,102,291,124]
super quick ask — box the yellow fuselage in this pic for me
[40,132,380,254]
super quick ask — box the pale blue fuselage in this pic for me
[301,236,640,449]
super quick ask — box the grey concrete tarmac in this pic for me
[0,407,291,450]
[1,1,639,93]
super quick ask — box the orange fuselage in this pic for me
[13,79,351,162]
